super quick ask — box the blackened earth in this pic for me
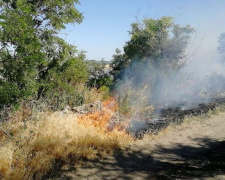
[126,97,225,138]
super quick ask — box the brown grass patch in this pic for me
[0,107,132,179]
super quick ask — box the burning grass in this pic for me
[2,97,224,179]
[0,101,133,180]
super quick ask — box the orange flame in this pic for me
[102,97,118,112]
[77,98,128,134]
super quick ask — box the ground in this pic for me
[47,112,225,180]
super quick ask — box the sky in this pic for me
[61,0,225,61]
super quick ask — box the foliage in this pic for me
[111,17,195,80]
[0,0,86,108]
[0,81,21,109]
[87,60,113,89]
[37,52,90,110]
[116,80,150,117]
[110,48,130,79]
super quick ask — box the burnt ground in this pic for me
[126,97,225,138]
[46,110,225,180]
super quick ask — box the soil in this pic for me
[47,112,225,180]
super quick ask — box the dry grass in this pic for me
[81,85,108,104]
[180,104,225,124]
[0,106,132,179]
[117,82,151,117]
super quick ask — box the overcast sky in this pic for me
[61,0,225,61]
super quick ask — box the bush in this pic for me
[36,55,90,110]
[98,85,110,100]
[0,81,19,108]
[87,61,113,89]
[116,79,150,117]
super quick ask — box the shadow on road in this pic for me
[46,137,225,180]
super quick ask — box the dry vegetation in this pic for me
[1,95,225,180]
[0,100,133,180]
[1,101,225,180]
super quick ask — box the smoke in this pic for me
[115,32,225,111]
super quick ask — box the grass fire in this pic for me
[0,1,225,179]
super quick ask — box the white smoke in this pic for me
[115,31,225,110]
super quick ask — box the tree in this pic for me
[110,17,195,105]
[0,0,84,108]
[87,60,112,89]
[41,51,89,110]
[111,17,194,81]
[110,48,130,79]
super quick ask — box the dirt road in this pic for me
[48,112,225,180]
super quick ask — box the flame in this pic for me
[78,110,112,132]
[77,98,128,134]
[102,97,118,112]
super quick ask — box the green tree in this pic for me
[0,0,84,108]
[110,48,130,79]
[87,60,112,89]
[111,17,194,80]
[110,17,195,106]
[41,51,89,110]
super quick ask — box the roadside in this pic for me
[47,111,225,180]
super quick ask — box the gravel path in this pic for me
[48,112,225,180]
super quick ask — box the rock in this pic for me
[62,106,71,114]
[72,101,102,114]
